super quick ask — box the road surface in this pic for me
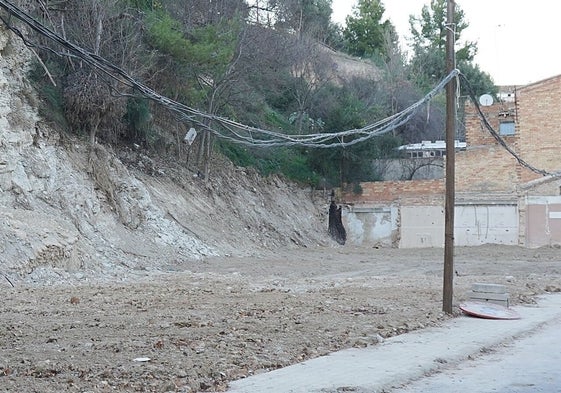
[228,295,561,393]
[395,315,561,393]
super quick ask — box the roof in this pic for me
[397,140,466,151]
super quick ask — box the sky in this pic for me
[331,0,561,86]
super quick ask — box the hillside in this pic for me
[0,25,330,285]
[3,25,561,393]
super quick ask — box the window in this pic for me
[499,121,515,136]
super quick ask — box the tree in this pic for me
[343,0,396,60]
[143,5,247,179]
[409,0,473,86]
[190,19,244,181]
[264,0,334,41]
[458,61,497,99]
[287,35,333,134]
[409,0,474,57]
[408,0,496,97]
[53,0,149,147]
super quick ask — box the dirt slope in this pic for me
[0,25,329,285]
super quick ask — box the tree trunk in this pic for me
[196,130,207,166]
[203,133,213,185]
[94,4,104,55]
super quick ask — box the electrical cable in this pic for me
[458,73,555,177]
[0,0,457,149]
[0,0,559,180]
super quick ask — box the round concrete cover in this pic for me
[459,301,521,320]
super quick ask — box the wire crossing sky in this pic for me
[0,0,458,149]
[0,0,555,176]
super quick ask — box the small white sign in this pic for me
[549,212,561,219]
[184,128,197,145]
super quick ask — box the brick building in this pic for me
[341,75,561,248]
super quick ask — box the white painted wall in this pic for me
[455,205,518,246]
[344,206,397,247]
[399,206,445,248]
[347,204,519,248]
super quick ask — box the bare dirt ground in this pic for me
[2,244,561,393]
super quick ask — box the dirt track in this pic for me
[1,245,561,392]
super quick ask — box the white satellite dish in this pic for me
[479,94,494,106]
[184,127,197,145]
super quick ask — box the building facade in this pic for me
[341,75,561,248]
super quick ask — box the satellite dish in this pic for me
[184,127,197,145]
[479,94,494,106]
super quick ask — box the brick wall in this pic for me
[455,146,520,192]
[458,99,522,192]
[342,179,444,205]
[459,76,561,191]
[341,75,561,206]
[516,75,561,183]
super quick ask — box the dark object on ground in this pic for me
[328,200,346,245]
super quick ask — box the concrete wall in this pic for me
[344,205,398,247]
[455,204,518,246]
[344,203,519,248]
[399,205,444,248]
[372,158,444,181]
[526,196,561,248]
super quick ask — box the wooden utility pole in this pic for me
[443,0,457,314]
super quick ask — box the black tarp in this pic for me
[328,200,346,245]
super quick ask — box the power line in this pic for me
[459,73,555,177]
[0,0,558,178]
[0,0,456,149]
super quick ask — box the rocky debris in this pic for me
[0,25,329,284]
[2,246,561,392]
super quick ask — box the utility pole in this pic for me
[443,0,457,314]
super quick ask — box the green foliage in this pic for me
[408,0,478,90]
[218,142,257,168]
[458,61,498,98]
[145,11,240,109]
[352,182,363,195]
[269,0,333,40]
[124,96,152,143]
[218,142,320,186]
[303,86,403,186]
[264,108,293,131]
[27,60,68,130]
[23,0,502,185]
[260,71,296,113]
[146,12,191,61]
[146,9,239,68]
[124,0,162,11]
[188,19,240,73]
[271,148,320,186]
[343,0,395,59]
[407,0,498,102]
[409,0,474,57]
[369,133,403,159]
